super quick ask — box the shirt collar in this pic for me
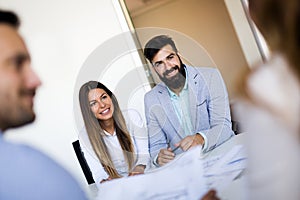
[103,129,116,136]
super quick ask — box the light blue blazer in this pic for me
[144,66,234,161]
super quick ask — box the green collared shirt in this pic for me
[166,70,193,138]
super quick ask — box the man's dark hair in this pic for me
[0,10,20,28]
[143,35,178,63]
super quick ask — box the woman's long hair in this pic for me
[79,81,135,178]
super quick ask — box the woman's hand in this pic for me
[100,177,112,184]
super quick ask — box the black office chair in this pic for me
[232,120,243,135]
[230,102,243,135]
[72,140,95,184]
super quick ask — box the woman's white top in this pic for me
[79,109,150,186]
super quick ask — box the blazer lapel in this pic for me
[157,85,184,138]
[187,67,200,132]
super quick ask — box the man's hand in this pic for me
[157,147,175,166]
[129,164,146,176]
[175,134,204,152]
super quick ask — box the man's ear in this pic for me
[147,60,154,67]
[176,52,185,63]
[176,51,182,57]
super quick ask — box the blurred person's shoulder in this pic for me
[247,53,300,129]
[0,140,87,199]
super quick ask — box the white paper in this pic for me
[96,146,207,200]
[203,145,247,191]
[95,145,247,199]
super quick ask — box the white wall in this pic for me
[0,0,149,197]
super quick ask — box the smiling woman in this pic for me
[78,81,150,186]
[88,88,115,125]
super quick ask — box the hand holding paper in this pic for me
[175,134,204,151]
[157,147,175,166]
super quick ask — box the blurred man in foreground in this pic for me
[0,9,87,200]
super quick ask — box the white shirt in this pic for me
[102,130,128,176]
[79,109,150,187]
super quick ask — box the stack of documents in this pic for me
[98,146,207,200]
[97,145,247,200]
[203,145,247,191]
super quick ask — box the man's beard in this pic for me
[158,59,186,90]
[0,105,35,131]
[0,89,36,131]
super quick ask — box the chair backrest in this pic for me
[72,140,95,184]
[232,120,243,135]
[230,101,243,135]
